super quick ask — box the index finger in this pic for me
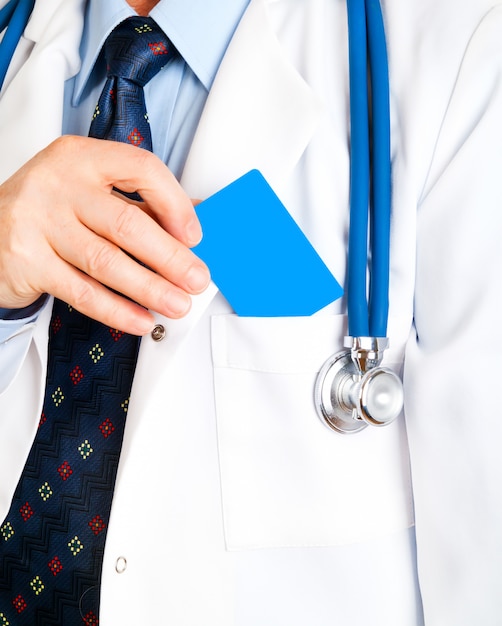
[71,136,203,247]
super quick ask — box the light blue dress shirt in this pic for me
[0,0,250,335]
[65,0,250,178]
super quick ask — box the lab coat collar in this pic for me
[151,0,251,92]
[0,0,85,181]
[23,0,86,44]
[180,0,323,199]
[72,0,135,106]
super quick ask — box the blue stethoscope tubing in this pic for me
[346,0,391,339]
[0,0,35,91]
[313,0,398,434]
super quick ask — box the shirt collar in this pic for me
[73,0,250,105]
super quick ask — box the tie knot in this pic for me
[104,16,177,87]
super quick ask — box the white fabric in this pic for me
[1,0,502,623]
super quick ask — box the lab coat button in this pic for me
[151,324,166,342]
[115,556,127,574]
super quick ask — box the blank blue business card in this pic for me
[193,170,343,316]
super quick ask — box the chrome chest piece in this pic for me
[314,337,403,434]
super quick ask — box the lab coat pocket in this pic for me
[211,314,414,550]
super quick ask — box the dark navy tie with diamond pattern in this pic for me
[89,16,178,149]
[0,16,177,626]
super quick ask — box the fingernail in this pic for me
[186,217,203,246]
[132,316,155,336]
[185,264,210,292]
[166,290,191,316]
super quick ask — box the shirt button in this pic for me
[115,556,127,574]
[151,324,166,342]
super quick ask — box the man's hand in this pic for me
[0,136,210,335]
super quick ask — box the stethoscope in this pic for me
[0,0,34,90]
[315,0,404,434]
[0,0,403,435]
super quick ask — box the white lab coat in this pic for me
[1,0,502,624]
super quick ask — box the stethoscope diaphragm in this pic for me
[315,337,404,434]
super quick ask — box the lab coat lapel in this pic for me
[0,0,85,401]
[0,0,85,182]
[129,0,322,416]
[180,0,322,199]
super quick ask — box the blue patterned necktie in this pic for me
[0,17,177,626]
[89,16,177,150]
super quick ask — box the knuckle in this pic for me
[49,134,71,153]
[144,269,167,297]
[44,136,82,172]
[69,280,96,313]
[133,271,157,304]
[160,242,183,273]
[114,202,139,241]
[85,240,118,276]
[50,134,87,156]
[25,136,85,193]
[129,145,161,180]
[131,144,153,168]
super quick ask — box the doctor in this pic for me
[1,0,502,624]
